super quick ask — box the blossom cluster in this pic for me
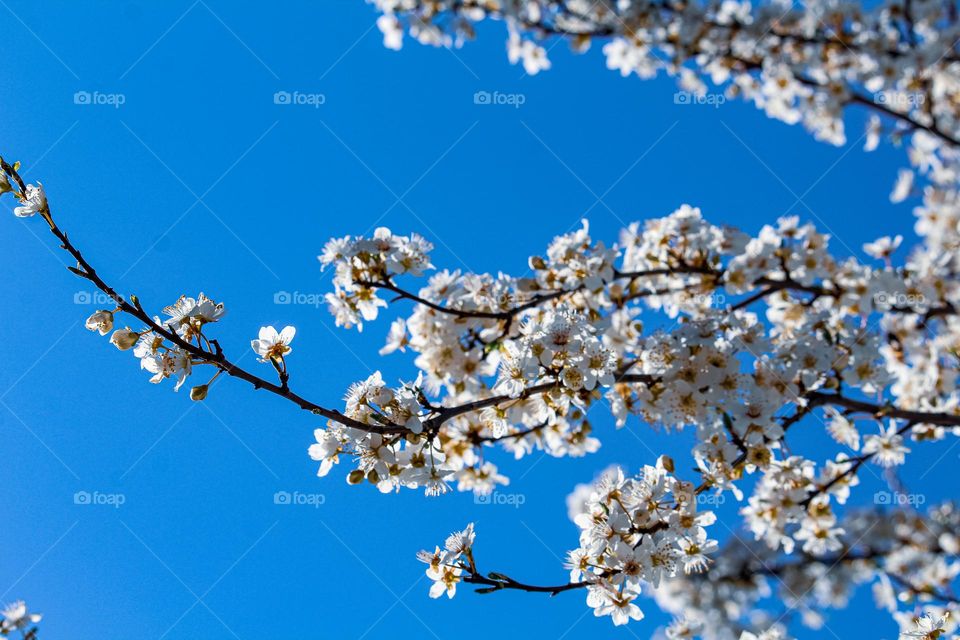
[741,455,850,555]
[81,293,222,393]
[320,227,433,331]
[566,458,719,625]
[305,189,960,511]
[495,307,617,396]
[417,523,476,599]
[387,269,511,393]
[529,220,617,294]
[651,502,960,639]
[369,0,960,160]
[76,282,299,400]
[309,371,472,495]
[419,460,720,626]
[307,187,960,631]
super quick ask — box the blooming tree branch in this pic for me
[5,144,960,635]
[6,3,960,632]
[422,501,960,637]
[370,0,960,150]
[0,157,417,436]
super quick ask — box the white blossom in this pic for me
[13,183,46,217]
[251,325,295,362]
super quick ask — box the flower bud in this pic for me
[85,310,114,336]
[528,255,547,270]
[109,328,140,350]
[190,385,209,401]
[659,455,675,473]
[347,469,365,485]
[0,172,11,195]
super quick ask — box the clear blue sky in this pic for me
[0,2,949,638]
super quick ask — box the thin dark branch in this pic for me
[807,391,960,427]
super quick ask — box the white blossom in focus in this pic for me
[251,325,295,362]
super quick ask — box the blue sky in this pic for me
[0,1,949,638]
